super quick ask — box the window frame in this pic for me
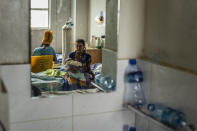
[30,0,50,30]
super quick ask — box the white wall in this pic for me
[71,0,76,41]
[75,0,89,42]
[137,59,197,129]
[144,0,197,72]
[0,74,9,131]
[0,0,29,64]
[89,0,106,42]
[0,61,135,131]
[118,0,145,59]
[31,0,71,54]
[31,29,46,54]
[141,1,197,127]
[117,0,197,129]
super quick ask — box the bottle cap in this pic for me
[129,127,136,131]
[129,59,137,65]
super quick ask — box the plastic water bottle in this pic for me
[129,127,136,131]
[103,76,115,92]
[95,74,104,85]
[95,74,115,92]
[147,103,189,129]
[123,125,136,131]
[124,59,146,107]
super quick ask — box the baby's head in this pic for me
[64,58,82,73]
[64,58,82,66]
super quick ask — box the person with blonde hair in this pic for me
[33,30,57,61]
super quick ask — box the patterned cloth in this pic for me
[31,72,65,93]
[63,64,91,90]
[31,67,93,96]
[33,46,55,56]
[45,69,66,77]
[64,73,87,90]
[68,51,91,72]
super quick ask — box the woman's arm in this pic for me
[86,55,95,80]
[87,63,95,80]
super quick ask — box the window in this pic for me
[31,0,49,28]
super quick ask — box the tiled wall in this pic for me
[137,59,197,130]
[0,72,9,131]
[0,60,135,131]
[2,59,195,131]
[118,59,197,130]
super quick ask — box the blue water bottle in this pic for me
[147,103,188,129]
[103,76,116,92]
[124,59,146,107]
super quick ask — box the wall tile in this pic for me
[150,64,197,127]
[0,88,9,131]
[135,114,149,131]
[73,60,127,115]
[73,91,124,115]
[10,117,72,131]
[0,65,72,123]
[73,110,135,131]
[148,121,169,131]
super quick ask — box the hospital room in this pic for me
[30,0,110,97]
[0,0,197,131]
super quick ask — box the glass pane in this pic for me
[31,10,48,28]
[31,0,48,9]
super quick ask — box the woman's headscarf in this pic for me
[42,30,53,45]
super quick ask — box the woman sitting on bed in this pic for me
[32,30,57,61]
[68,39,95,80]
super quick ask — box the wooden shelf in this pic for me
[127,105,174,131]
[86,48,102,64]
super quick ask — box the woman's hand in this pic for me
[91,71,95,81]
[75,51,82,62]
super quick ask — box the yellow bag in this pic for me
[31,55,54,73]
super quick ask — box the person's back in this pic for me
[32,30,57,61]
[33,46,55,56]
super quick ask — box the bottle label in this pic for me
[126,71,143,83]
[161,108,185,128]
